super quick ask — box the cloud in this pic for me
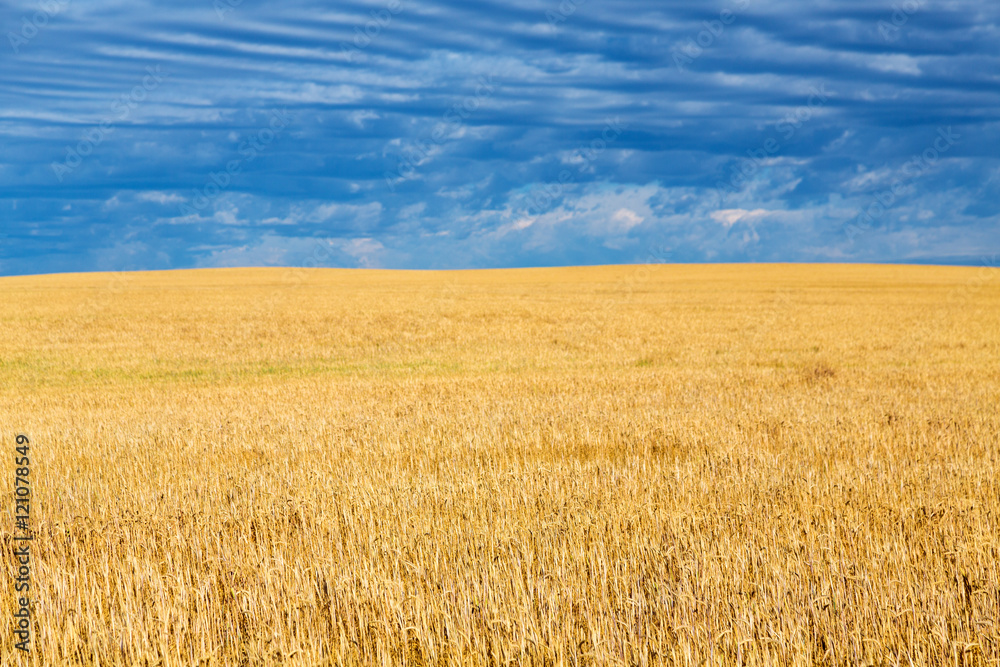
[135,191,186,205]
[1,0,998,275]
[711,209,770,229]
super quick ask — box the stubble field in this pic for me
[1,264,998,666]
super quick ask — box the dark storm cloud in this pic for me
[0,0,997,274]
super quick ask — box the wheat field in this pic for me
[0,264,998,666]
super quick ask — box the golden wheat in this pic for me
[1,264,998,666]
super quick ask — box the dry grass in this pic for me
[1,263,998,666]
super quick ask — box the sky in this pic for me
[1,0,998,275]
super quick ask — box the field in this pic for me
[1,264,998,666]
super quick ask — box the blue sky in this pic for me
[1,0,998,275]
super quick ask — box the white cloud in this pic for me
[711,208,770,229]
[348,110,380,129]
[867,54,922,76]
[611,207,644,232]
[136,191,185,205]
[338,238,384,268]
[308,202,383,228]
